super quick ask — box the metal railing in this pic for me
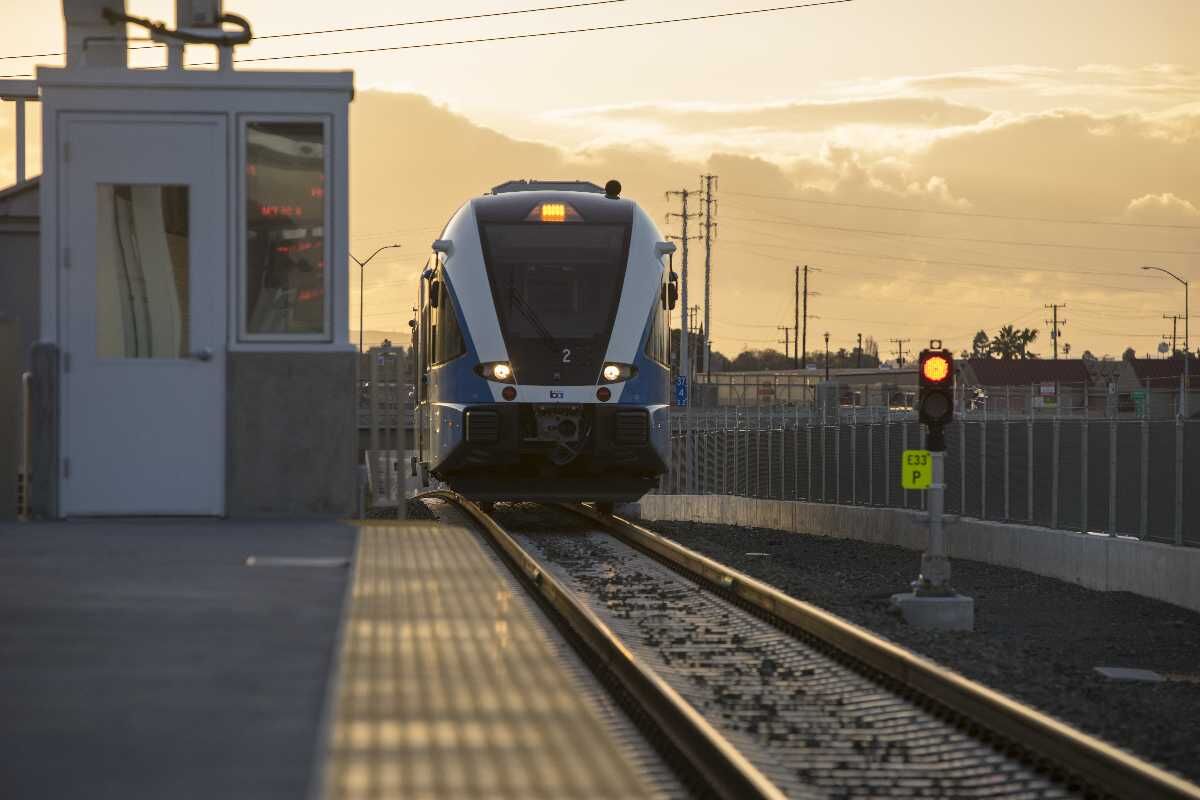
[660,408,1200,548]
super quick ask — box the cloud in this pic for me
[551,97,992,133]
[1124,192,1200,222]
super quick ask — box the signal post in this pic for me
[891,342,974,631]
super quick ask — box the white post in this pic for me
[916,450,951,593]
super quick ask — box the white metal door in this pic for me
[62,117,226,515]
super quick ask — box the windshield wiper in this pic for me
[508,287,560,354]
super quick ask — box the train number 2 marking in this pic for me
[561,348,572,364]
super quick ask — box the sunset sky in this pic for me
[2,0,1197,360]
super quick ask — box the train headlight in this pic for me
[474,361,515,384]
[599,363,637,384]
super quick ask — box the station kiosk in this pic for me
[32,1,356,516]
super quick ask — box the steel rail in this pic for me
[567,502,1200,800]
[420,490,787,800]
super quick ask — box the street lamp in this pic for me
[1141,266,1190,416]
[824,331,831,381]
[352,244,403,353]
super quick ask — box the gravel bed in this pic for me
[640,518,1200,786]
[364,498,437,520]
[497,505,1072,800]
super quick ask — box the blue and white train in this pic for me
[412,179,678,506]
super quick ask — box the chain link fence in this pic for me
[659,408,1200,548]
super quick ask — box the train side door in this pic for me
[415,269,432,483]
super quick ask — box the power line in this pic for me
[720,210,1200,257]
[1,0,857,78]
[722,189,1200,232]
[0,0,634,61]
[720,235,1173,294]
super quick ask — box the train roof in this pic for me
[490,179,604,194]
[472,188,635,224]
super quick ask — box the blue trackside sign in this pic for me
[674,376,688,407]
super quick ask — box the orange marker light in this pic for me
[541,203,566,223]
[922,354,951,383]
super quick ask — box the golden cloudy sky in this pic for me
[1,0,1197,359]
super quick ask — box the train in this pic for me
[411,179,677,507]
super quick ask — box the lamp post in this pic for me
[1142,266,1190,416]
[824,331,831,381]
[351,244,403,353]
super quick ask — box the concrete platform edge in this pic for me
[638,495,1200,614]
[305,524,362,800]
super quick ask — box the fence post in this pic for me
[835,421,842,504]
[851,424,857,505]
[744,411,751,497]
[980,420,987,518]
[794,403,800,501]
[901,422,908,508]
[822,425,828,502]
[806,423,813,501]
[883,421,890,507]
[1107,421,1117,536]
[1003,418,1010,521]
[960,419,967,515]
[1027,417,1034,521]
[1051,419,1060,529]
[1080,419,1089,534]
[1176,418,1185,546]
[867,423,874,505]
[1139,419,1148,539]
[767,405,774,499]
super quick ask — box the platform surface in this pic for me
[320,520,662,800]
[0,518,355,800]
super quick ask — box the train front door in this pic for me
[61,117,227,515]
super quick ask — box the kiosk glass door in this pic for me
[63,118,226,515]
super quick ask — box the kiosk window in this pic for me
[96,184,190,358]
[244,121,327,336]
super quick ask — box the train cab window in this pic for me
[432,275,466,365]
[645,289,668,365]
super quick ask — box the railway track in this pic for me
[423,491,1200,800]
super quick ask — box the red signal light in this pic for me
[921,354,951,384]
[596,387,611,402]
[501,386,517,401]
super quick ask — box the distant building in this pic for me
[957,358,1091,414]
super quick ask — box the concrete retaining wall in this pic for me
[637,494,1200,614]
[227,351,356,516]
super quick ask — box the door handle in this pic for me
[189,347,214,362]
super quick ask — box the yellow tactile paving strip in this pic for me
[321,523,659,800]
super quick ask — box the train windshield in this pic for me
[481,222,629,384]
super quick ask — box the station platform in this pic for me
[318,514,670,800]
[0,518,354,800]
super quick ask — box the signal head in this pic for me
[921,353,951,384]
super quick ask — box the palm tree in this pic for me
[1018,328,1039,359]
[990,325,1021,359]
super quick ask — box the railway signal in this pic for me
[917,346,955,436]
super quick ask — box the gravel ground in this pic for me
[364,498,437,520]
[502,506,1066,800]
[639,518,1200,785]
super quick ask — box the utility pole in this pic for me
[1164,313,1183,354]
[1045,303,1067,360]
[777,326,791,361]
[667,189,702,389]
[856,332,863,368]
[891,338,911,368]
[700,174,718,373]
[794,266,801,369]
